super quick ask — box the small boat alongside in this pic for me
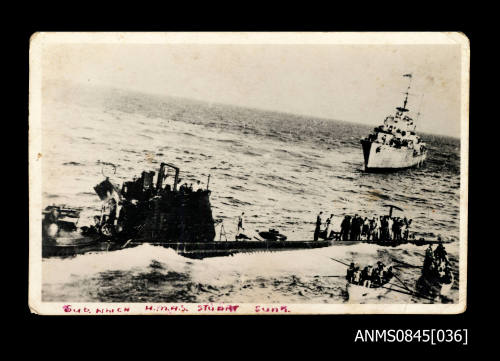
[416,243,455,301]
[343,259,398,302]
[345,282,410,303]
[346,283,389,303]
[330,253,454,304]
[42,205,116,257]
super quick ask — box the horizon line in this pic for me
[46,78,462,140]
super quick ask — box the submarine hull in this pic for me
[334,238,452,247]
[42,239,334,259]
[129,239,333,259]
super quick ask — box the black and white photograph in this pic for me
[28,32,469,314]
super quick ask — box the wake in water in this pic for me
[42,243,458,304]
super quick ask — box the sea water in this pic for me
[40,82,460,304]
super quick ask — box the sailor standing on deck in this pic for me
[387,217,394,241]
[314,211,323,241]
[340,216,350,241]
[349,215,357,241]
[237,212,245,235]
[362,218,370,241]
[351,215,361,241]
[370,217,378,242]
[325,214,333,239]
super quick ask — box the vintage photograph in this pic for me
[29,32,469,314]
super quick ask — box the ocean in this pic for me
[40,81,461,304]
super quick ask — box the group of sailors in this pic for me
[346,261,394,288]
[340,214,412,242]
[367,130,425,151]
[314,212,413,242]
[178,180,205,194]
[423,243,453,284]
[364,116,426,154]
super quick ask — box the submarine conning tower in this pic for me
[100,162,216,243]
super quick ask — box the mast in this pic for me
[396,73,412,113]
[403,73,412,109]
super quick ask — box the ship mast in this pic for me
[402,73,412,110]
[396,73,412,113]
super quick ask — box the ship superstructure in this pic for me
[360,74,427,171]
[93,162,217,243]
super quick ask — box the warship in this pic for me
[360,74,428,172]
[42,161,333,259]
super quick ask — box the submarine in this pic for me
[42,161,333,259]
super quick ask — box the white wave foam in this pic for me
[42,244,192,284]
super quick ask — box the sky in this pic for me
[42,43,463,137]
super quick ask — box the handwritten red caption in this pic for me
[146,304,291,313]
[255,305,291,313]
[145,305,190,314]
[196,304,291,313]
[62,304,292,314]
[62,305,130,314]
